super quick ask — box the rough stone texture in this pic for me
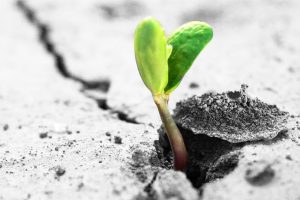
[1,0,300,200]
[201,128,300,200]
[173,85,289,143]
[152,170,199,200]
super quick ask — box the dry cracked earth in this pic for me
[0,0,300,199]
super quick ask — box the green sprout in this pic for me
[134,17,213,171]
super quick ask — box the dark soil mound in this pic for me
[173,84,289,143]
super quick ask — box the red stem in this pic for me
[154,95,188,171]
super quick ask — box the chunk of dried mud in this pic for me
[54,166,66,177]
[152,170,199,200]
[114,136,122,144]
[245,164,275,186]
[39,132,48,139]
[3,124,9,131]
[173,85,289,143]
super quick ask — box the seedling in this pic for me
[134,17,213,170]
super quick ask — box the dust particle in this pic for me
[189,82,199,89]
[114,136,122,144]
[77,182,84,191]
[55,166,66,177]
[39,132,48,139]
[3,124,9,131]
[286,155,292,160]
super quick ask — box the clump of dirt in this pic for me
[173,84,289,143]
[3,124,9,131]
[152,170,199,200]
[39,132,48,139]
[54,166,66,178]
[114,136,122,144]
[245,164,275,186]
[189,82,199,89]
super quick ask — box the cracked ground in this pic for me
[1,0,300,200]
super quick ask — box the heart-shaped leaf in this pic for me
[164,22,213,94]
[134,17,169,95]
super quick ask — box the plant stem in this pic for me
[154,95,188,171]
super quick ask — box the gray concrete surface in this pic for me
[0,0,300,199]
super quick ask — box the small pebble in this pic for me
[77,182,84,190]
[55,166,66,177]
[3,124,9,131]
[245,165,275,186]
[39,132,48,139]
[286,155,292,160]
[189,82,199,89]
[114,136,122,144]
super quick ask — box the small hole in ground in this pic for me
[155,125,244,189]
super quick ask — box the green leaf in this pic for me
[166,44,173,59]
[134,17,169,95]
[164,21,213,94]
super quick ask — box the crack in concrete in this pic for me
[143,171,158,200]
[16,0,141,125]
[94,97,140,124]
[16,0,94,87]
